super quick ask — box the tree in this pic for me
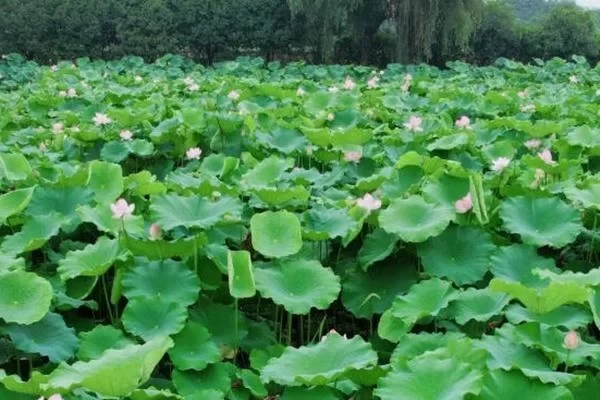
[530,4,599,62]
[471,1,522,64]
[287,0,365,63]
[384,0,483,64]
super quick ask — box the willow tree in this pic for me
[287,0,365,63]
[384,0,482,64]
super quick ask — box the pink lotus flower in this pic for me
[52,123,64,134]
[93,113,111,126]
[404,116,423,132]
[228,90,240,101]
[356,193,382,212]
[343,77,356,90]
[296,87,306,97]
[344,151,362,163]
[520,104,536,113]
[455,193,473,214]
[110,198,135,220]
[149,223,162,241]
[563,331,580,350]
[186,147,202,160]
[367,77,379,89]
[67,88,77,98]
[524,139,541,149]
[120,130,133,141]
[491,157,511,173]
[455,116,471,129]
[538,149,556,165]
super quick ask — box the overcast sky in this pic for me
[576,0,600,8]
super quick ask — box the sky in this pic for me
[576,0,600,8]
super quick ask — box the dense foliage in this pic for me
[0,0,599,65]
[0,53,600,399]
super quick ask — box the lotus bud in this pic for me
[563,331,580,350]
[149,223,161,241]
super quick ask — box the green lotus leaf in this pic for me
[566,125,600,148]
[120,234,207,260]
[255,259,340,315]
[303,205,357,241]
[375,357,483,400]
[150,194,242,231]
[427,133,469,151]
[489,278,590,314]
[0,252,25,273]
[280,386,340,400]
[122,298,188,341]
[379,196,453,243]
[342,262,418,319]
[535,268,600,287]
[227,250,256,299]
[130,388,182,400]
[478,370,573,400]
[381,167,424,199]
[87,161,123,204]
[169,321,221,371]
[564,178,600,209]
[46,337,173,396]
[122,259,200,307]
[500,197,582,248]
[250,211,302,258]
[0,371,51,396]
[1,215,61,255]
[200,154,239,179]
[588,288,600,330]
[101,141,130,163]
[505,304,591,329]
[77,204,145,237]
[444,288,510,325]
[2,312,78,363]
[124,171,167,196]
[422,174,470,207]
[357,228,397,271]
[378,279,456,342]
[0,153,32,181]
[128,139,155,157]
[238,369,267,398]
[192,303,249,348]
[172,364,231,399]
[256,127,308,154]
[77,325,136,361]
[58,237,124,280]
[0,271,52,324]
[261,332,378,386]
[490,244,558,287]
[0,186,35,225]
[478,336,583,385]
[254,186,310,206]
[418,226,496,285]
[242,156,293,188]
[571,375,600,399]
[507,322,600,366]
[26,186,92,227]
[389,332,465,369]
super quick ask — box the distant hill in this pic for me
[504,0,576,20]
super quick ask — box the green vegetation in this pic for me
[1,0,599,65]
[0,53,599,399]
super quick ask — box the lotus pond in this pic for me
[0,54,600,399]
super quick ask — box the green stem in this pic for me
[564,351,570,372]
[589,212,598,262]
[234,298,239,362]
[193,236,198,274]
[101,274,114,324]
[287,312,293,346]
[299,315,304,345]
[307,312,312,343]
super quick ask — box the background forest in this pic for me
[1,0,599,66]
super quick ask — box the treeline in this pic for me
[0,0,598,66]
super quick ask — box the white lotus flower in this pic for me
[228,90,240,101]
[524,139,541,150]
[66,88,77,97]
[93,113,111,126]
[120,130,133,141]
[343,77,356,90]
[356,193,382,212]
[491,157,511,173]
[296,87,306,97]
[186,147,202,160]
[404,115,423,132]
[455,116,471,129]
[110,198,135,220]
[52,123,64,134]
